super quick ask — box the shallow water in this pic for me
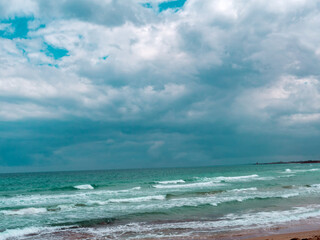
[2,164,320,239]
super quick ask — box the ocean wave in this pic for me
[213,174,259,182]
[108,195,166,203]
[1,207,47,216]
[0,226,60,240]
[207,192,300,206]
[228,187,258,192]
[158,190,301,209]
[165,190,224,200]
[152,181,223,189]
[157,180,185,184]
[81,206,320,239]
[0,186,143,209]
[93,186,142,194]
[198,174,273,183]
[89,195,166,205]
[0,227,43,240]
[282,168,320,174]
[116,186,141,192]
[74,184,94,190]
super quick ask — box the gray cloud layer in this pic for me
[1,0,320,172]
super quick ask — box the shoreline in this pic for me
[19,222,320,240]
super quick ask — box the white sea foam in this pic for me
[56,204,75,211]
[115,186,141,192]
[74,184,94,190]
[153,181,223,189]
[206,191,300,206]
[82,206,320,239]
[0,186,143,209]
[157,180,185,184]
[297,168,320,172]
[153,174,270,189]
[279,174,295,178]
[122,188,301,210]
[1,207,47,216]
[108,195,166,203]
[93,186,142,194]
[282,168,320,174]
[200,174,267,183]
[0,226,59,240]
[228,187,258,192]
[213,174,259,182]
[0,227,42,240]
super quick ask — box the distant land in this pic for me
[256,160,320,165]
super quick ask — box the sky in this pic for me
[1,0,320,173]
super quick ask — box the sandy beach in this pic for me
[246,230,320,240]
[16,224,320,240]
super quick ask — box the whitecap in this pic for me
[108,195,166,203]
[117,186,141,192]
[1,207,47,216]
[74,184,94,190]
[297,168,320,172]
[157,180,185,184]
[282,168,320,174]
[153,181,223,189]
[213,174,259,182]
[228,187,258,192]
[199,174,261,183]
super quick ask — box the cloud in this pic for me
[1,0,320,170]
[233,75,320,133]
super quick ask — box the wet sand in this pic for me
[22,228,320,240]
[245,229,320,240]
[20,219,320,240]
[142,230,320,240]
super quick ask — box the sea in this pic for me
[2,164,320,239]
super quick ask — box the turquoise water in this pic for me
[2,164,320,239]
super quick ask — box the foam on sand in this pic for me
[0,226,59,240]
[81,206,320,239]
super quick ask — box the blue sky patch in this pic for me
[44,43,69,60]
[141,0,187,12]
[0,17,32,39]
[158,0,187,12]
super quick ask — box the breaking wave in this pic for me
[157,180,185,184]
[1,207,47,216]
[74,184,94,190]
